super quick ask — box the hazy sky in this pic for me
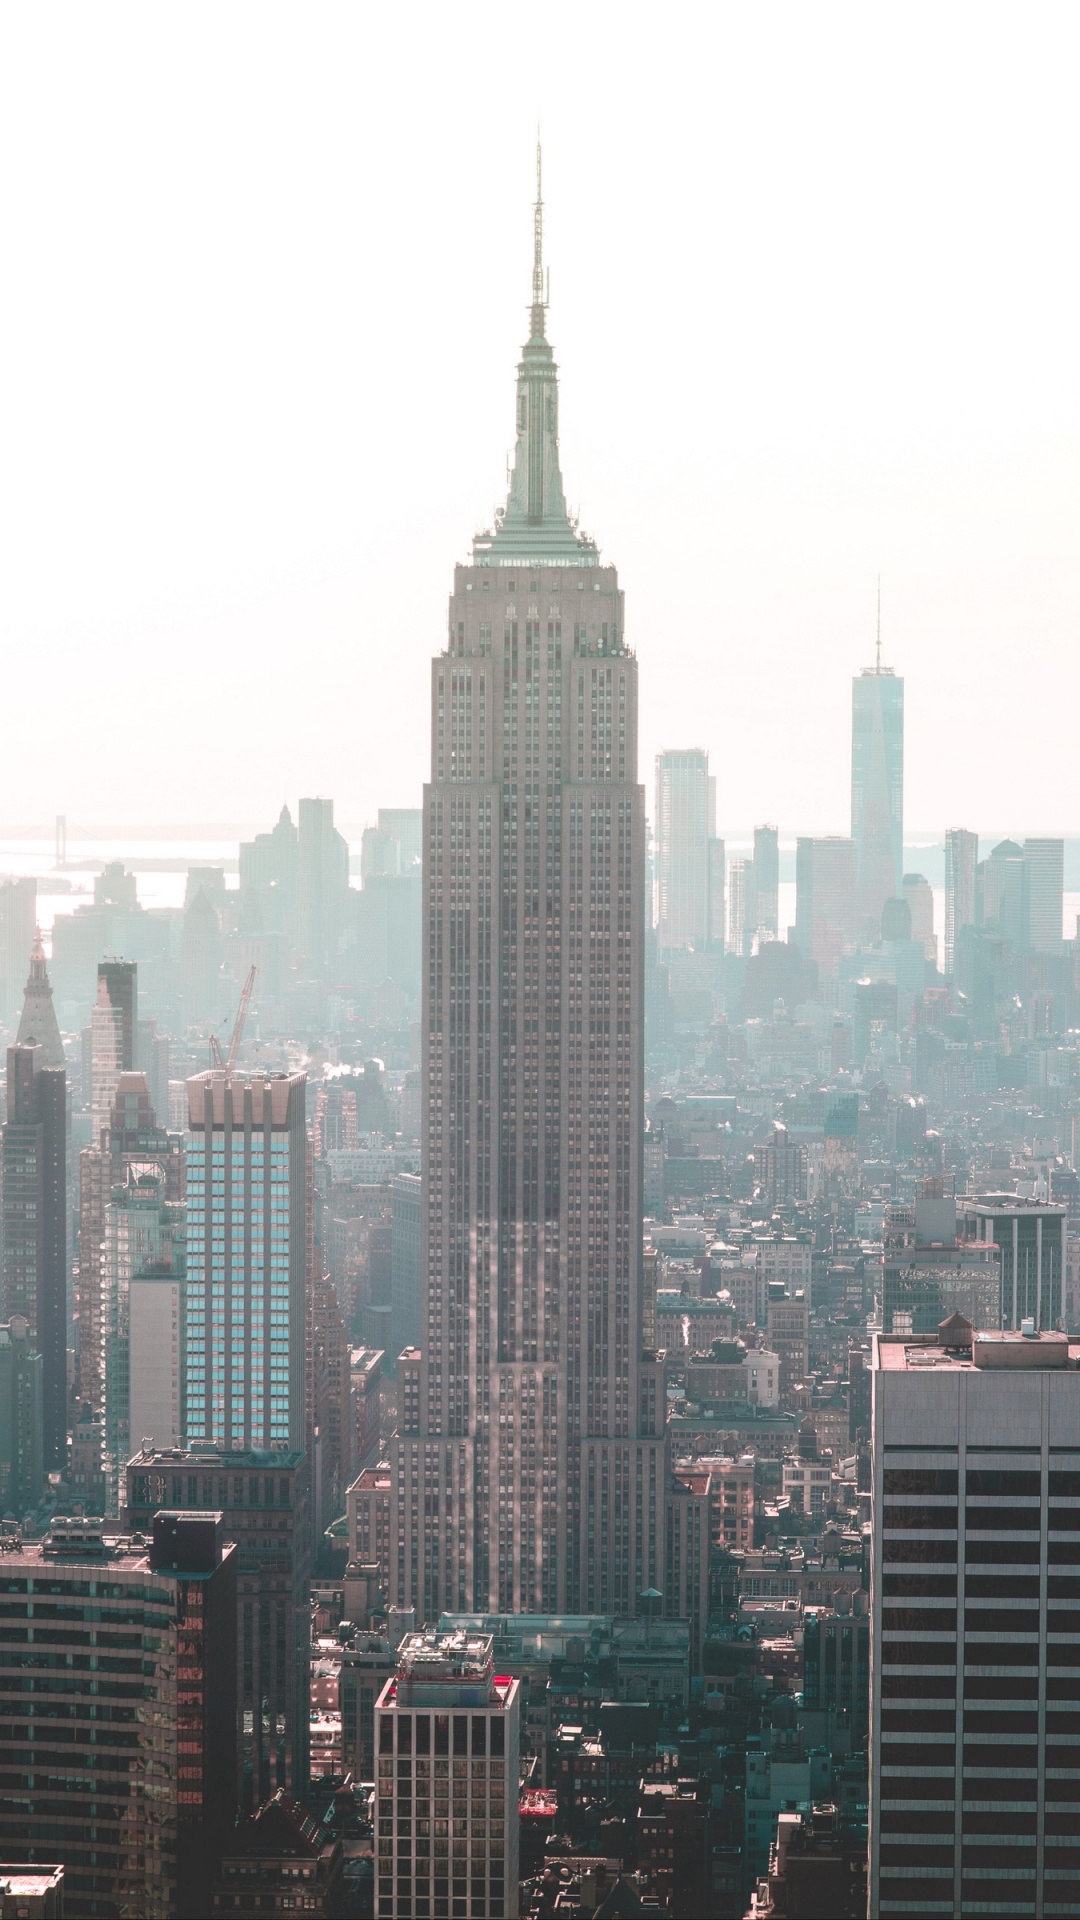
[2,4,1078,836]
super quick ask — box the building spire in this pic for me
[532,133,545,328]
[868,576,880,675]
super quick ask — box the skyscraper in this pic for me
[655,748,714,954]
[794,836,857,975]
[15,931,65,1067]
[1,1044,66,1474]
[1022,835,1064,955]
[391,152,667,1621]
[870,1321,1080,1917]
[851,631,904,945]
[184,1072,307,1452]
[752,823,780,942]
[298,796,350,971]
[943,829,977,977]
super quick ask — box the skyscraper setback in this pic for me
[391,153,667,1620]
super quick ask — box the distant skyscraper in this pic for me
[392,152,667,1621]
[902,872,936,965]
[1023,836,1064,954]
[978,837,1025,948]
[727,856,750,958]
[298,797,350,971]
[0,1315,43,1515]
[1,1044,66,1473]
[944,828,977,976]
[15,931,64,1066]
[851,629,903,945]
[655,749,714,954]
[752,824,779,941]
[870,1322,1080,1917]
[184,1073,307,1452]
[101,1163,185,1512]
[795,836,857,975]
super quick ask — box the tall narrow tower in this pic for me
[851,604,904,946]
[391,152,666,1621]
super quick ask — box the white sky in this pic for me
[2,3,1078,836]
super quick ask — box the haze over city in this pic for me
[3,3,1079,831]
[3,10,1080,1920]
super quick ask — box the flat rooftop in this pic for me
[876,1330,1080,1372]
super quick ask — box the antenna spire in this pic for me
[868,572,880,672]
[531,131,546,331]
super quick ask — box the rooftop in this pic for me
[876,1329,1079,1372]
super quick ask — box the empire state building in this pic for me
[391,155,667,1620]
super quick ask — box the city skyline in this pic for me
[3,10,1080,834]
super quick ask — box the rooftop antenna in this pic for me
[868,572,880,672]
[532,129,546,326]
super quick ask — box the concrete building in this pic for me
[184,1073,307,1452]
[752,823,780,943]
[298,796,350,972]
[339,1629,397,1781]
[0,1868,64,1917]
[392,156,667,1621]
[125,1443,311,1808]
[870,1322,1080,1918]
[0,1512,236,1920]
[944,829,977,977]
[374,1628,520,1920]
[903,872,937,965]
[0,1317,42,1517]
[101,1164,185,1510]
[1022,835,1064,955]
[2,1044,66,1473]
[753,1124,807,1207]
[851,646,904,946]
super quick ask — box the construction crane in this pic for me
[210,965,257,1073]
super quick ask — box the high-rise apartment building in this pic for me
[851,647,904,945]
[1,1045,66,1474]
[795,836,857,975]
[391,157,667,1622]
[870,1322,1080,1917]
[0,1511,236,1920]
[374,1629,521,1920]
[944,830,977,977]
[655,748,715,954]
[727,856,749,958]
[184,1073,307,1452]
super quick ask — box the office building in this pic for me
[15,932,64,1068]
[374,1628,520,1920]
[870,1322,1080,1918]
[1,1045,66,1473]
[727,856,749,958]
[964,1194,1066,1330]
[851,644,904,945]
[882,1190,1001,1336]
[1023,836,1064,955]
[184,1072,307,1452]
[0,1512,236,1920]
[391,158,667,1621]
[340,1629,397,1780]
[944,830,977,977]
[977,839,1026,949]
[125,1444,311,1807]
[655,748,714,954]
[795,836,857,975]
[0,1317,42,1517]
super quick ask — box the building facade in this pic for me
[391,159,667,1621]
[654,748,715,955]
[870,1324,1080,1917]
[795,837,857,975]
[184,1073,307,1452]
[944,829,977,978]
[374,1629,520,1920]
